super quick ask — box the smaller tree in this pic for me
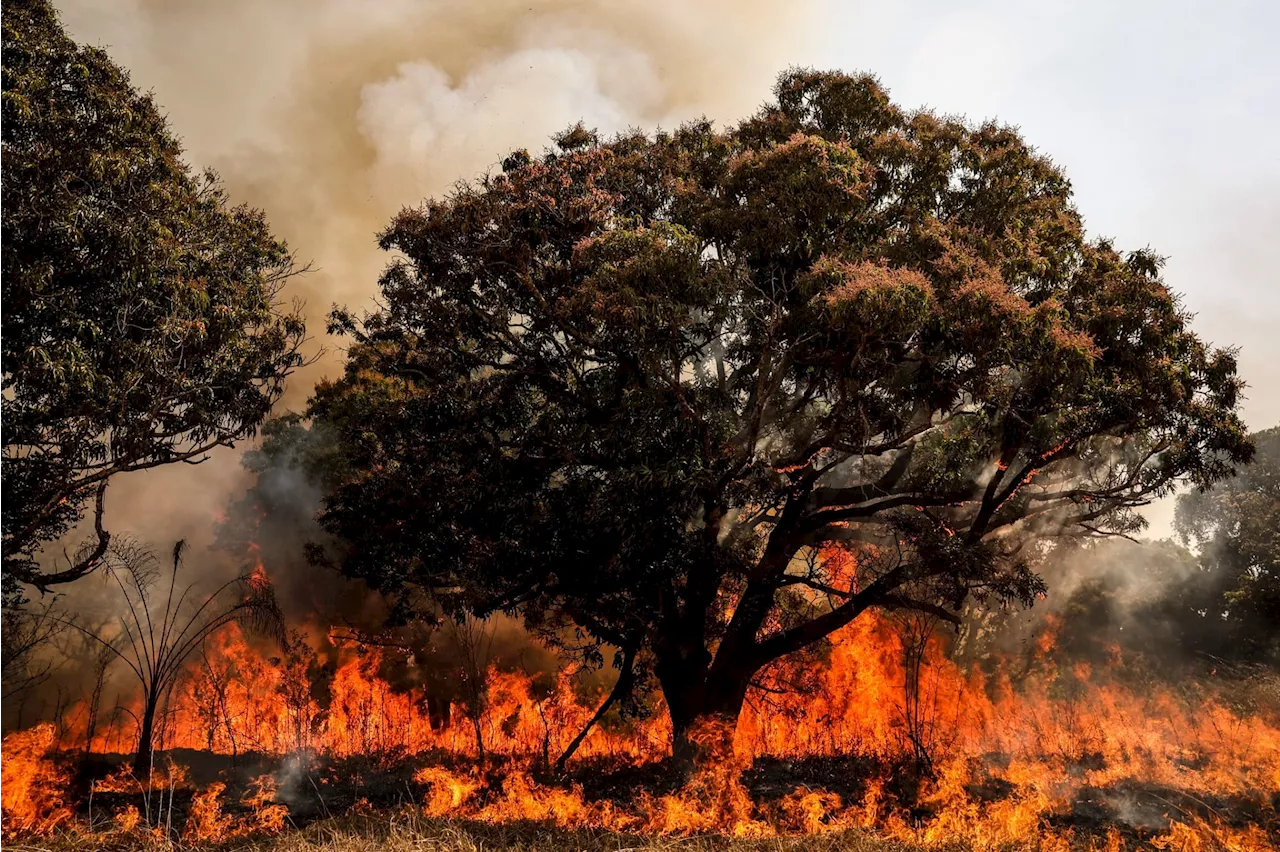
[0,599,65,703]
[56,540,283,777]
[1173,426,1280,663]
[2,0,309,591]
[52,619,119,753]
[443,613,497,765]
[190,646,237,756]
[82,644,115,754]
[277,630,319,753]
[893,609,948,771]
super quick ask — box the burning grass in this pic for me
[3,804,1272,852]
[0,725,72,837]
[3,608,1277,849]
[2,742,1276,850]
[5,810,938,852]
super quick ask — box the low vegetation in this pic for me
[8,811,940,852]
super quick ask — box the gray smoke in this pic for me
[48,0,824,561]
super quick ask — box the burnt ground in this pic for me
[58,748,1280,848]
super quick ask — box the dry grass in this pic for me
[7,811,948,852]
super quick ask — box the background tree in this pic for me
[80,640,116,755]
[0,600,66,703]
[55,540,283,777]
[893,608,948,771]
[1,0,308,592]
[307,70,1251,760]
[967,536,1201,670]
[1170,425,1280,663]
[277,630,319,753]
[443,613,497,765]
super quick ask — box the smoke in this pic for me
[45,0,824,570]
[955,536,1207,670]
[56,0,820,379]
[6,0,822,728]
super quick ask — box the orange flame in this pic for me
[1,724,72,838]
[12,547,1278,847]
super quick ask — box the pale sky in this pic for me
[56,0,1277,545]
[805,0,1279,531]
[809,0,1278,432]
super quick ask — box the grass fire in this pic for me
[3,1,1278,850]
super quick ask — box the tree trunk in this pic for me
[85,662,107,754]
[133,696,158,778]
[425,687,452,731]
[657,652,752,770]
[469,712,486,765]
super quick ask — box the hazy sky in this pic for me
[54,0,1278,545]
[810,0,1279,431]
[807,0,1280,530]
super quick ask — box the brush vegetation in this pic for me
[3,811,963,852]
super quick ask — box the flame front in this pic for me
[3,561,1277,848]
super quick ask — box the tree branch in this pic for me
[11,483,111,591]
[879,594,961,626]
[754,563,910,662]
[553,643,638,774]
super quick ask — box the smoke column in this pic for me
[51,0,825,552]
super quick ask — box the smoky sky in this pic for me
[802,0,1280,531]
[51,0,823,556]
[49,0,1279,554]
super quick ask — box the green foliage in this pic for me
[1,0,307,590]
[1173,426,1280,662]
[306,69,1251,729]
[214,412,342,569]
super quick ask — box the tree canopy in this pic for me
[307,69,1251,750]
[1,0,307,592]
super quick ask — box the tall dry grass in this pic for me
[5,810,946,852]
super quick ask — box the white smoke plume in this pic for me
[51,0,825,552]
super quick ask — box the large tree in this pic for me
[308,70,1251,758]
[1,0,307,592]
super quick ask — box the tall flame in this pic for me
[5,549,1277,848]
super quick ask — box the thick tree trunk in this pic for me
[657,652,753,770]
[652,560,773,772]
